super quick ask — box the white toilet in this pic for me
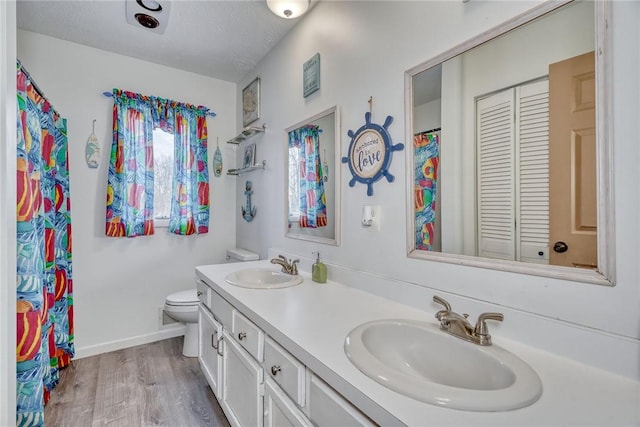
[164,248,259,357]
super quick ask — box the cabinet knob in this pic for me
[238,332,247,341]
[271,365,281,376]
[197,291,203,297]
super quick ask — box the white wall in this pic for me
[237,1,640,379]
[17,30,238,357]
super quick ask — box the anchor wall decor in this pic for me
[242,180,257,222]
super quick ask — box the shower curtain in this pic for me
[414,131,439,251]
[16,62,74,427]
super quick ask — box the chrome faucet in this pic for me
[270,255,299,275]
[433,295,503,346]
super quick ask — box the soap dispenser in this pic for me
[312,252,327,283]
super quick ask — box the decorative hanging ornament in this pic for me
[85,119,100,168]
[342,97,404,196]
[242,180,257,222]
[213,136,223,177]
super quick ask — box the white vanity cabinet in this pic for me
[309,374,376,427]
[222,329,265,427]
[198,282,373,427]
[198,305,223,398]
[264,378,313,427]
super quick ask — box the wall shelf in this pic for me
[227,160,267,176]
[226,124,266,145]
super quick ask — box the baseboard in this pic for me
[74,325,186,360]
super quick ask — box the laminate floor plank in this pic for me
[44,337,230,427]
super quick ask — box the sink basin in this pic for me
[225,268,303,289]
[344,319,542,411]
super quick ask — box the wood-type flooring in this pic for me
[44,337,230,427]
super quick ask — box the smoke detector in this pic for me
[125,0,171,34]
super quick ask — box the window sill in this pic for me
[155,218,170,228]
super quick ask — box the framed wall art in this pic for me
[303,53,320,98]
[243,142,256,168]
[242,77,261,127]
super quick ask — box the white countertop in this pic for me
[196,261,640,427]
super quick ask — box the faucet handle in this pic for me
[473,312,504,337]
[433,295,451,311]
[290,259,300,275]
[433,295,452,321]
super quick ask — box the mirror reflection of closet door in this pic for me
[476,79,550,264]
[549,51,597,269]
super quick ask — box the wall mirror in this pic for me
[405,0,614,285]
[286,106,341,246]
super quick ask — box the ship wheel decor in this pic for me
[342,97,404,196]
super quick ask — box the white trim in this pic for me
[73,325,185,360]
[405,0,614,286]
[0,1,17,425]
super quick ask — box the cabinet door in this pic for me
[198,305,223,398]
[309,375,376,427]
[222,330,264,427]
[264,378,313,427]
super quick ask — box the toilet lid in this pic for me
[166,289,199,306]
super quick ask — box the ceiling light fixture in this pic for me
[125,0,170,34]
[135,13,159,29]
[266,0,309,19]
[136,0,162,12]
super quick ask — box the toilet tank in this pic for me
[226,248,259,262]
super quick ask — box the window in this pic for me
[153,128,174,227]
[288,144,300,220]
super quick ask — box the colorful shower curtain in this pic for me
[105,89,210,237]
[414,131,440,251]
[288,125,327,228]
[16,63,74,426]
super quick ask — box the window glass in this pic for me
[288,145,300,219]
[153,128,174,225]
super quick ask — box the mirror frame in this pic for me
[404,0,615,286]
[285,105,341,246]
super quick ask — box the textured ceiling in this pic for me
[17,0,305,83]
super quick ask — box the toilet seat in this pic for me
[165,289,199,306]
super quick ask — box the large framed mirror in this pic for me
[405,0,614,285]
[285,106,341,245]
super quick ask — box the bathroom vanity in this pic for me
[196,260,639,427]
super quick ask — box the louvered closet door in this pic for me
[516,80,550,264]
[476,81,550,262]
[477,89,516,260]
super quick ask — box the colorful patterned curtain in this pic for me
[106,90,155,237]
[16,63,74,426]
[288,125,327,228]
[105,89,210,237]
[169,107,210,235]
[414,131,440,250]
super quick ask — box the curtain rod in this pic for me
[417,127,441,135]
[17,59,61,116]
[102,91,216,118]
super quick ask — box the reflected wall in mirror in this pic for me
[286,106,341,245]
[406,0,614,285]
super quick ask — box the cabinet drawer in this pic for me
[196,280,210,308]
[263,336,305,407]
[211,289,233,329]
[232,310,264,362]
[309,375,376,427]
